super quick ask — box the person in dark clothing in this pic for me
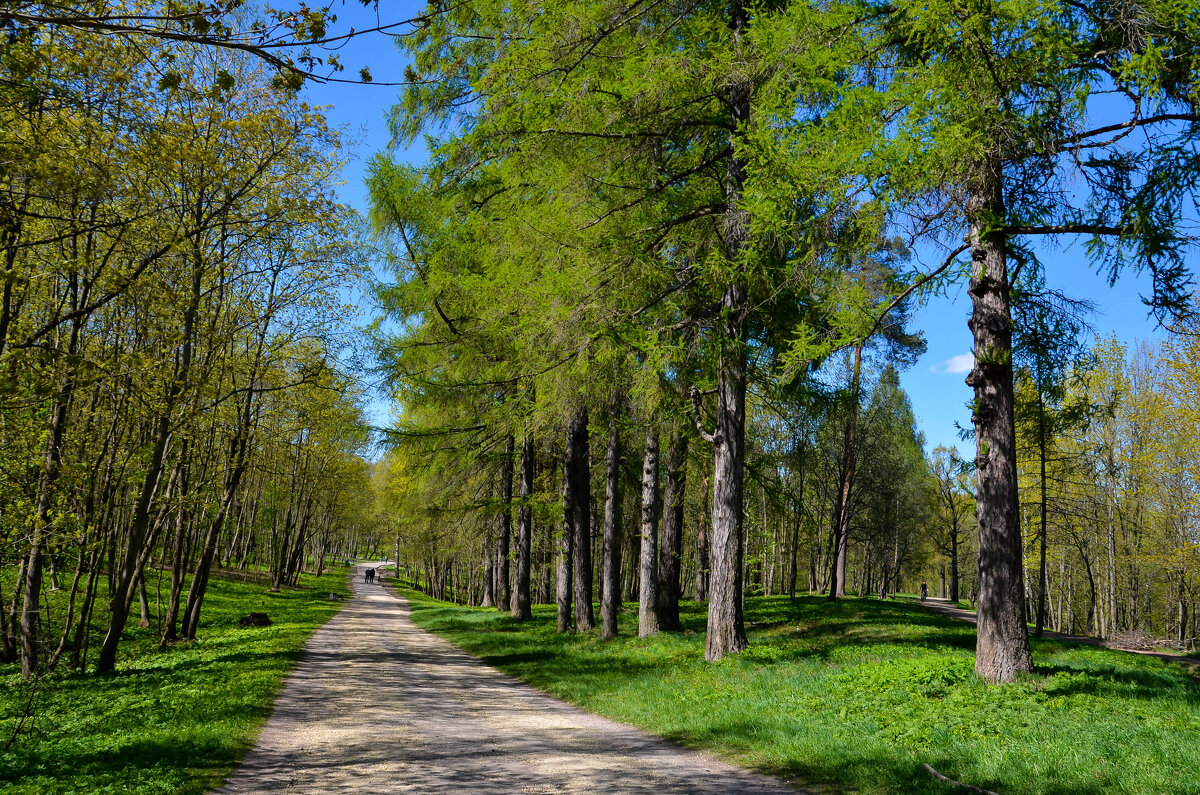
[920,581,928,602]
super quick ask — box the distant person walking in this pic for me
[366,568,375,584]
[920,581,928,602]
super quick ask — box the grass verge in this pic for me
[0,566,350,794]
[403,589,1200,794]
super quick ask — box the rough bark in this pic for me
[511,432,534,620]
[601,411,623,639]
[966,159,1033,684]
[568,408,594,632]
[658,425,687,630]
[638,427,660,637]
[705,0,751,662]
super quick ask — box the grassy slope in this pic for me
[404,590,1200,794]
[0,567,350,794]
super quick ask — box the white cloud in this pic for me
[929,353,974,375]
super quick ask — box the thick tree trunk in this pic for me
[601,411,623,639]
[706,288,749,660]
[568,408,594,631]
[966,159,1033,684]
[638,427,660,637]
[705,0,751,662]
[657,426,686,630]
[496,434,514,611]
[511,432,534,620]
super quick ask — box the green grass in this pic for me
[0,566,350,794]
[403,589,1200,794]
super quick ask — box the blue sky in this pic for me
[305,12,1179,455]
[901,260,1164,454]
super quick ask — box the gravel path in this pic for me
[217,566,801,794]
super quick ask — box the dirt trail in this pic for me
[218,566,801,794]
[916,597,1200,667]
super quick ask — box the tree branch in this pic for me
[690,385,715,444]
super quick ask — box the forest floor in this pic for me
[218,565,798,794]
[0,566,349,794]
[402,588,1200,794]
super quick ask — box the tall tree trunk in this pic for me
[21,315,82,679]
[966,159,1032,684]
[481,491,496,608]
[97,257,202,673]
[789,496,800,600]
[556,442,574,633]
[181,396,254,640]
[96,418,174,674]
[1106,498,1118,637]
[657,425,687,630]
[704,0,751,663]
[511,432,534,620]
[1035,393,1048,636]
[788,450,806,600]
[568,408,594,631]
[601,410,623,640]
[828,343,862,601]
[638,427,660,637]
[496,434,514,611]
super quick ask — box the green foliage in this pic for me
[406,589,1200,794]
[0,568,349,794]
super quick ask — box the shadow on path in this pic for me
[217,566,802,794]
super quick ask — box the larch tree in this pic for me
[870,0,1200,682]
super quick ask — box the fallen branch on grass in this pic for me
[923,763,1001,795]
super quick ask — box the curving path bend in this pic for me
[217,566,801,794]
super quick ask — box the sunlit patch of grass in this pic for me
[406,590,1200,794]
[0,566,349,794]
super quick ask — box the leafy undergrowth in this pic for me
[404,590,1200,794]
[0,566,350,794]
